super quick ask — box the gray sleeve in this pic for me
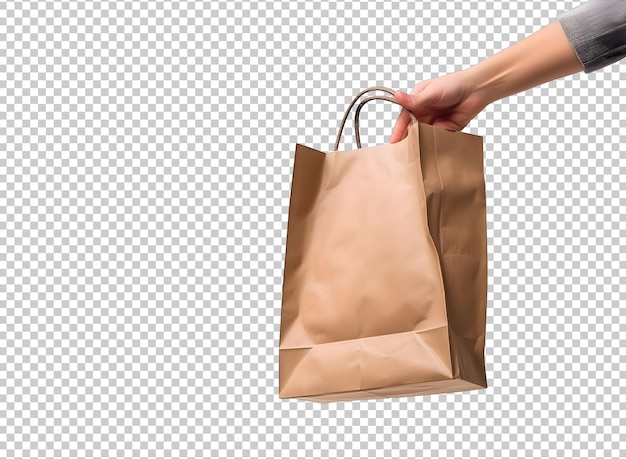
[556,0,626,73]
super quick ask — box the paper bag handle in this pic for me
[354,96,417,149]
[333,86,417,151]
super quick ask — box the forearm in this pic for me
[465,20,584,105]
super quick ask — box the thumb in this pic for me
[393,90,412,106]
[394,90,425,114]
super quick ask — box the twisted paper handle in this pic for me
[333,86,417,151]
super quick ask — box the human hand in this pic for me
[390,69,490,142]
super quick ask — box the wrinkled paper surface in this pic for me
[279,122,487,402]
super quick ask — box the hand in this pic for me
[389,69,490,142]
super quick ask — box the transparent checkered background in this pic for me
[0,0,624,458]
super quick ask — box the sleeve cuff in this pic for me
[556,0,626,73]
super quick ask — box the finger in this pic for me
[390,108,410,143]
[390,91,419,143]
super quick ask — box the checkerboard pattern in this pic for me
[1,1,625,458]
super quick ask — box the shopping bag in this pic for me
[279,86,488,403]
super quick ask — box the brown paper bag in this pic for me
[279,87,488,403]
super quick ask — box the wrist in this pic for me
[462,63,504,107]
